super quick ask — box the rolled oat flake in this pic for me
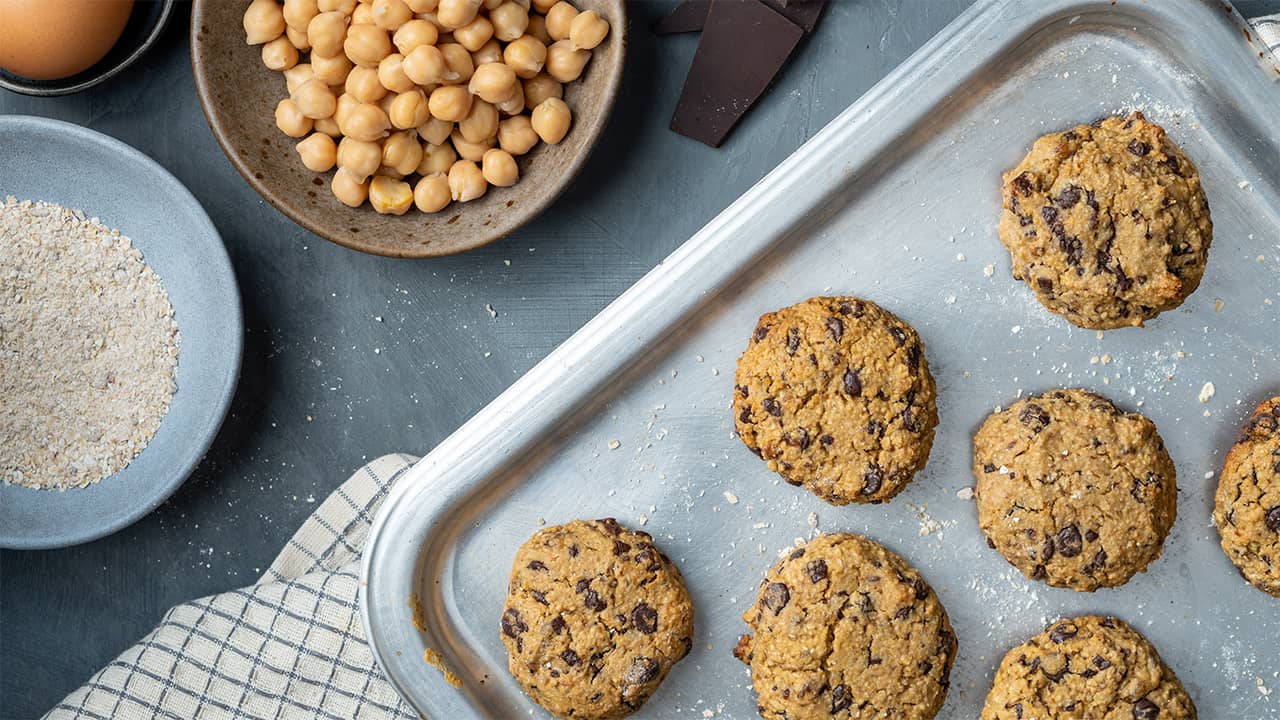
[1,196,179,490]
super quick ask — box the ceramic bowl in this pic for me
[190,0,626,257]
[0,0,176,97]
[0,116,242,549]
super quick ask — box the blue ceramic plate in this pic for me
[0,116,241,549]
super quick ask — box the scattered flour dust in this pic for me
[1,197,179,490]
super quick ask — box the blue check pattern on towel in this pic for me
[39,13,1280,720]
[45,454,419,720]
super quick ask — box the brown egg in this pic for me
[0,0,134,81]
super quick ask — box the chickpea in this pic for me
[351,3,374,24]
[459,98,498,143]
[468,62,517,103]
[283,63,314,94]
[413,173,451,212]
[393,19,438,54]
[525,14,550,44]
[450,128,493,161]
[544,40,588,82]
[311,50,353,85]
[283,0,319,29]
[495,80,524,115]
[377,90,399,116]
[416,141,457,174]
[448,159,488,201]
[307,11,348,56]
[530,0,556,14]
[522,73,561,107]
[482,0,502,10]
[544,1,577,41]
[317,0,356,12]
[334,92,360,127]
[438,43,474,83]
[336,137,383,180]
[567,9,607,50]
[275,98,314,137]
[367,175,413,214]
[381,130,424,175]
[389,89,432,129]
[405,0,438,11]
[471,39,503,66]
[481,148,518,186]
[497,114,538,154]
[286,25,312,50]
[427,85,472,122]
[244,0,286,44]
[451,15,493,51]
[340,102,392,141]
[292,78,338,119]
[344,66,387,104]
[314,116,342,136]
[401,45,447,85]
[500,35,544,79]
[436,0,481,29]
[377,53,416,93]
[344,23,393,66]
[418,117,454,145]
[372,0,413,30]
[332,167,370,207]
[295,133,338,171]
[530,96,570,143]
[489,2,528,42]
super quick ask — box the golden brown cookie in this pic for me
[733,296,938,505]
[982,615,1196,720]
[735,533,956,720]
[1214,395,1280,597]
[501,519,695,720]
[973,389,1177,591]
[998,111,1212,329]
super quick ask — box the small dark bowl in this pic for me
[191,0,626,258]
[0,0,176,97]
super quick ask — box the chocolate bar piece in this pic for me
[653,0,710,34]
[669,0,805,147]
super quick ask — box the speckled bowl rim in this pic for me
[0,115,242,550]
[0,0,177,97]
[189,1,627,258]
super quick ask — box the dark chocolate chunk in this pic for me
[527,560,548,572]
[653,0,711,34]
[1265,506,1280,532]
[1133,698,1160,719]
[1019,403,1052,433]
[632,602,659,634]
[1049,623,1077,643]
[584,590,607,611]
[843,368,862,397]
[762,581,790,614]
[1127,139,1151,156]
[501,608,527,638]
[805,558,828,583]
[561,649,581,666]
[826,315,844,341]
[830,684,851,713]
[1056,525,1083,558]
[862,465,882,495]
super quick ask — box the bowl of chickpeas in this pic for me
[191,0,624,257]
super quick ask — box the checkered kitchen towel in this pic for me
[45,454,420,720]
[38,13,1280,720]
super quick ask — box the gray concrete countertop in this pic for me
[2,1,1276,716]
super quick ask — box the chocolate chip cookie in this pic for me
[973,389,1177,591]
[1214,395,1280,597]
[501,519,695,720]
[982,615,1197,720]
[998,111,1212,329]
[735,533,957,720]
[734,296,938,505]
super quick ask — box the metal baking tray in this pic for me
[361,1,1280,716]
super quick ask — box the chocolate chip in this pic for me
[786,327,800,355]
[1041,205,1059,226]
[623,656,659,687]
[819,434,834,447]
[762,582,790,614]
[862,465,883,495]
[1062,130,1078,142]
[1056,525,1083,558]
[575,579,591,593]
[1133,698,1160,719]
[1056,186,1081,208]
[785,428,811,450]
[843,369,861,397]
[889,327,907,345]
[1127,139,1150,156]
[739,408,752,423]
[914,578,929,600]
[584,590,606,612]
[613,539,632,556]
[551,616,566,634]
[561,649,580,666]
[597,518,622,536]
[1037,277,1054,292]
[1085,548,1108,574]
[1049,623,1077,643]
[1041,537,1055,562]
[983,463,996,473]
[789,547,806,560]
[738,384,749,398]
[530,590,549,606]
[1018,403,1051,432]
[907,344,921,371]
[1013,703,1024,719]
[1164,155,1180,172]
[527,560,548,572]
[1041,664,1067,683]
[1011,172,1035,197]
[894,606,912,620]
[568,544,578,558]
[501,608,527,638]
[830,684,851,713]
[763,398,782,417]
[858,593,875,613]
[632,602,659,634]
[806,559,828,583]
[826,316,844,341]
[753,325,769,342]
[1085,529,1098,543]
[919,660,933,675]
[1266,506,1280,532]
